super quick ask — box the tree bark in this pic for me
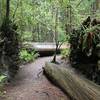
[52,8,59,63]
[6,0,10,20]
[44,63,100,100]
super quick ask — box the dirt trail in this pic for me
[2,56,69,100]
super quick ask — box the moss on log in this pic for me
[44,63,100,100]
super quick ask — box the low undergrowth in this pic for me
[61,48,70,59]
[0,75,7,97]
[19,48,39,64]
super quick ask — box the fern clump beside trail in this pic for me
[19,49,39,64]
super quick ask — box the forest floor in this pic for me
[1,56,69,100]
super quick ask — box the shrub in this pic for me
[0,75,7,96]
[61,48,70,59]
[19,49,39,63]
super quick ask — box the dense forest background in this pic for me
[0,0,99,43]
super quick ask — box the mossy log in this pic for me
[44,63,100,100]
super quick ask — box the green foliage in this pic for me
[77,0,95,11]
[58,33,66,42]
[61,48,70,59]
[0,0,6,27]
[0,75,7,96]
[82,25,100,56]
[19,49,39,63]
[69,18,100,78]
[8,0,99,42]
[69,24,100,60]
[69,17,100,83]
[0,75,7,84]
[22,31,33,41]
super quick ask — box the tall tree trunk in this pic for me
[69,0,72,33]
[37,23,40,42]
[52,8,59,63]
[91,0,99,19]
[95,0,99,10]
[6,0,10,20]
[65,0,72,34]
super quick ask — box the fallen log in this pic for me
[44,63,100,100]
